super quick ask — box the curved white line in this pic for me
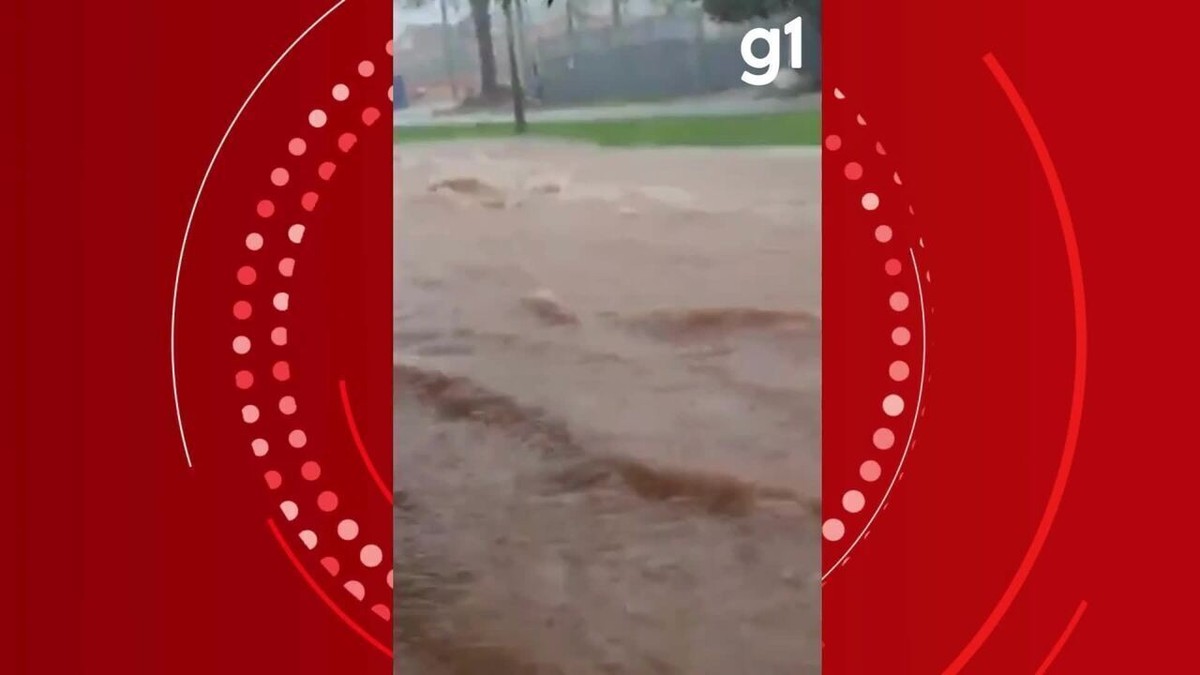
[170,0,347,468]
[822,246,928,580]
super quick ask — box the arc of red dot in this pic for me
[234,45,393,619]
[820,87,929,557]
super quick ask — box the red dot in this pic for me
[337,132,357,152]
[301,461,321,481]
[256,200,275,218]
[301,192,319,212]
[824,135,842,151]
[233,300,252,319]
[885,258,902,276]
[237,266,257,285]
[272,361,291,381]
[264,471,283,490]
[317,491,339,512]
[235,370,254,389]
[320,557,340,576]
[844,162,863,180]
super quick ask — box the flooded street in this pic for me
[394,139,821,674]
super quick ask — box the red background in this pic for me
[5,0,1200,672]
[4,0,393,672]
[824,1,1200,672]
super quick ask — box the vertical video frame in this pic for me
[393,0,821,672]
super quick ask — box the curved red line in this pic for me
[943,52,1089,674]
[1034,601,1088,675]
[338,379,392,505]
[266,518,393,657]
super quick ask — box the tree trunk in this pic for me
[469,0,499,99]
[440,0,459,100]
[514,0,529,85]
[503,1,527,133]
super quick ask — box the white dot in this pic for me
[843,490,866,513]
[360,544,383,568]
[338,519,360,541]
[241,405,260,423]
[233,336,251,354]
[862,193,880,211]
[251,438,269,456]
[860,460,882,482]
[280,501,299,521]
[358,60,375,77]
[273,292,290,311]
[823,518,846,541]
[246,233,264,251]
[332,83,350,101]
[875,225,893,243]
[883,394,905,417]
[308,109,327,128]
[874,428,895,450]
[288,224,305,243]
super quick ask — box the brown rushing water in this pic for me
[393,139,821,674]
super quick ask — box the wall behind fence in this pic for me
[534,13,820,105]
[395,8,821,107]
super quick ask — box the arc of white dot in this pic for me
[822,247,928,581]
[830,109,924,535]
[240,48,393,622]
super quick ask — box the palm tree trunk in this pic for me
[469,0,499,98]
[439,0,459,100]
[514,0,530,84]
[502,1,527,132]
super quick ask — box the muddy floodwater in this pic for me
[393,139,821,674]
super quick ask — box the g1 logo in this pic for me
[740,17,804,86]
